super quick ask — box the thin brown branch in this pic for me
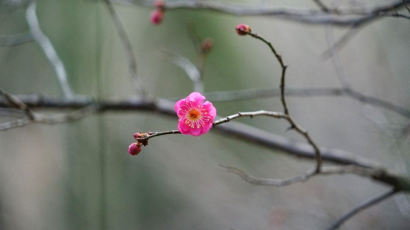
[137,110,287,140]
[248,31,322,173]
[326,189,396,230]
[103,0,145,96]
[0,89,35,120]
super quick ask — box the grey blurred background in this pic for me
[0,0,409,229]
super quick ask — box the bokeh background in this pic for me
[0,0,409,229]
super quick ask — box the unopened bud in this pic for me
[201,38,214,54]
[128,142,142,156]
[235,24,251,36]
[150,10,164,25]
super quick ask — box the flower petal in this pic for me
[187,92,205,105]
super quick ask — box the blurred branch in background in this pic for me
[0,94,382,167]
[0,33,33,46]
[327,189,397,230]
[0,90,96,131]
[116,0,410,26]
[1,94,409,193]
[203,87,410,119]
[1,1,409,229]
[25,2,75,99]
[103,0,146,96]
[311,0,330,12]
[162,50,203,93]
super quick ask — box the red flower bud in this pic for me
[235,24,251,36]
[150,10,164,25]
[128,142,142,156]
[201,38,214,54]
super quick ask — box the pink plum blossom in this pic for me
[174,92,217,136]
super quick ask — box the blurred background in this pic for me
[0,0,409,229]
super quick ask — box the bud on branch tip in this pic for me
[235,24,251,36]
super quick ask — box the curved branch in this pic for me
[26,2,74,99]
[248,31,322,172]
[103,0,145,96]
[327,189,396,230]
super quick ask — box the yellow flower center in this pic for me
[188,108,201,121]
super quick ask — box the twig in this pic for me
[140,110,287,140]
[219,164,410,191]
[220,164,315,186]
[312,0,330,12]
[326,189,396,230]
[0,33,33,46]
[322,26,361,59]
[0,89,34,120]
[103,0,145,96]
[25,2,74,99]
[325,26,351,88]
[0,89,96,131]
[248,31,322,173]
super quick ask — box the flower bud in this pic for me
[128,142,142,156]
[235,24,251,36]
[201,38,214,54]
[150,9,164,25]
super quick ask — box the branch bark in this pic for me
[1,95,410,191]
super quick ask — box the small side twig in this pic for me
[0,89,34,121]
[220,164,315,186]
[26,2,74,99]
[326,189,396,230]
[0,89,96,131]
